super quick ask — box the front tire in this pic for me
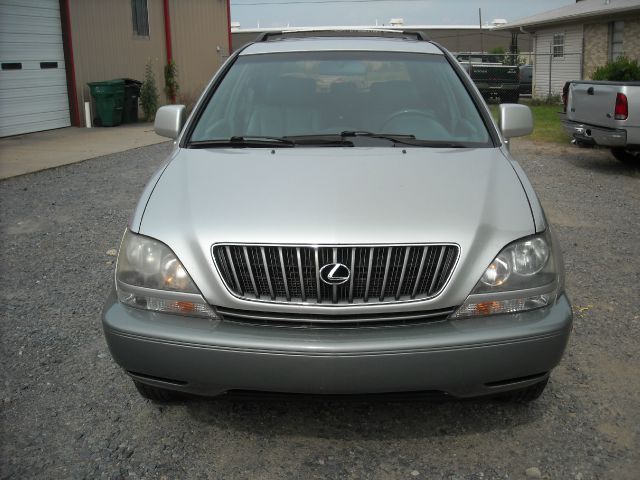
[611,148,639,164]
[133,379,177,402]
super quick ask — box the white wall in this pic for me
[533,24,583,98]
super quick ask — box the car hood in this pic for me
[138,147,535,310]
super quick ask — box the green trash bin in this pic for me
[88,79,125,126]
[121,79,142,124]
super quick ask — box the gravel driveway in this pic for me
[1,140,638,479]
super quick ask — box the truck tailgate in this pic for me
[470,65,518,83]
[567,82,622,128]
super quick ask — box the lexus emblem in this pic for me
[319,263,351,285]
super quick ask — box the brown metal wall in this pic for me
[68,0,165,124]
[168,0,229,104]
[68,0,228,125]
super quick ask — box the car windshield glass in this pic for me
[189,51,491,147]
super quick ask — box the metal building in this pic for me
[231,25,532,54]
[0,0,231,137]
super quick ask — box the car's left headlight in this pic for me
[115,230,217,318]
[451,230,561,318]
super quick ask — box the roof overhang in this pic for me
[496,0,640,32]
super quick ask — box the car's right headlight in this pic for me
[451,230,561,318]
[115,230,216,318]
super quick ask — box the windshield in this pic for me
[189,51,491,147]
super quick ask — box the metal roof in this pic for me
[498,0,640,30]
[240,37,444,56]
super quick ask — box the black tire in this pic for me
[501,92,519,104]
[611,148,640,164]
[499,377,548,403]
[133,379,177,402]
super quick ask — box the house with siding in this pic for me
[0,0,231,137]
[499,0,640,99]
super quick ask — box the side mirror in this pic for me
[154,105,186,139]
[499,104,533,140]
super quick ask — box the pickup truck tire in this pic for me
[500,92,519,104]
[133,380,178,402]
[611,148,639,164]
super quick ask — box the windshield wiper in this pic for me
[340,131,416,145]
[340,131,468,148]
[281,135,354,146]
[187,136,296,148]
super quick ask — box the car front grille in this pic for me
[215,306,455,328]
[212,244,459,305]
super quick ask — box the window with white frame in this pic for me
[610,21,624,60]
[552,33,564,58]
[131,0,149,37]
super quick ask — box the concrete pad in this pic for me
[0,124,169,179]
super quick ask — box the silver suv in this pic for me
[102,31,572,402]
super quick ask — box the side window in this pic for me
[552,33,564,58]
[610,21,624,61]
[131,0,149,37]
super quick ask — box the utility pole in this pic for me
[479,8,484,54]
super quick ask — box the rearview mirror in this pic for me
[154,105,186,139]
[499,104,533,140]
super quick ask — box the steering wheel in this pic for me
[379,109,436,132]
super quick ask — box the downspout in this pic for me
[226,0,233,54]
[59,0,80,126]
[163,0,174,103]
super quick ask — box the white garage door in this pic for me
[0,0,71,137]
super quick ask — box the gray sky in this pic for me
[230,0,574,28]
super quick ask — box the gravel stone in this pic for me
[1,140,639,479]
[525,466,542,478]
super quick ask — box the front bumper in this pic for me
[560,116,627,147]
[102,291,572,398]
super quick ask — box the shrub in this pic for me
[164,60,179,103]
[140,59,159,122]
[591,56,640,81]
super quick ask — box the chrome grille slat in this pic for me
[348,247,355,303]
[296,247,306,301]
[225,246,243,295]
[314,249,321,303]
[395,246,411,300]
[411,246,429,299]
[364,247,373,302]
[379,246,393,301]
[428,246,447,295]
[212,244,458,305]
[332,247,338,304]
[278,247,290,301]
[260,247,274,300]
[243,246,259,298]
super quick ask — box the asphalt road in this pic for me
[1,141,638,479]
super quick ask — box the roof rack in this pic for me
[255,28,429,43]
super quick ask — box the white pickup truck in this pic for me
[561,80,640,163]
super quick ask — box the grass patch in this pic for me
[488,101,570,144]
